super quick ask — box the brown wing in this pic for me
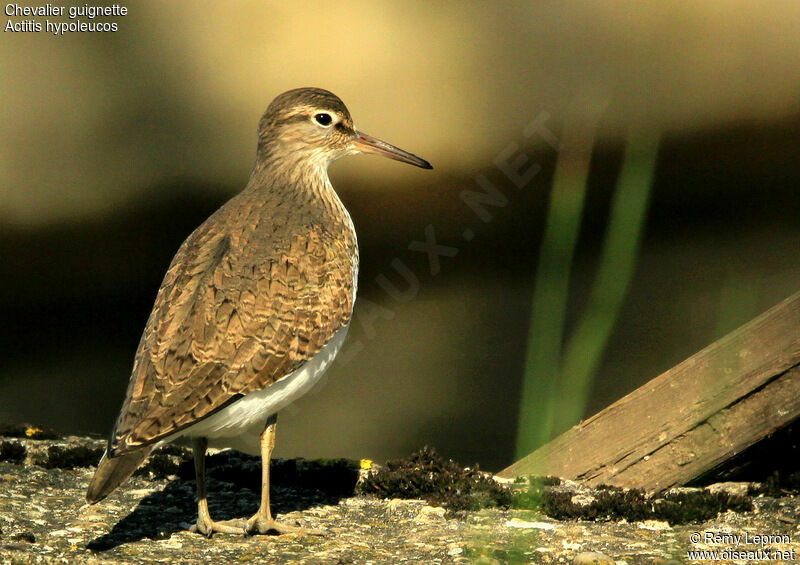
[108,201,356,456]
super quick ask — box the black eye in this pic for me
[314,113,333,126]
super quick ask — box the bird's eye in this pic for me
[314,113,333,127]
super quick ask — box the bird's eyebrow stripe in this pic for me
[282,113,311,125]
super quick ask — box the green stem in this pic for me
[515,118,596,459]
[554,129,659,435]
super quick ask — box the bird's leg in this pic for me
[189,437,245,536]
[243,414,323,536]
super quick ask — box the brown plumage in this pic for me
[87,88,432,535]
[108,164,357,456]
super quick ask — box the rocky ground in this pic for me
[1,428,799,564]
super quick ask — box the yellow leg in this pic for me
[201,415,323,536]
[190,437,245,536]
[243,415,323,535]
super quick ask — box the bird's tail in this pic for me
[86,447,152,504]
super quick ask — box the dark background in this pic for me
[2,2,799,471]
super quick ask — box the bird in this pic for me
[86,87,432,537]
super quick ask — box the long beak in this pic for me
[353,131,433,169]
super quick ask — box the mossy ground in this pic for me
[357,449,760,526]
[39,444,106,469]
[357,446,512,514]
[0,440,26,463]
[512,478,754,525]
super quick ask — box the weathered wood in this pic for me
[499,291,800,491]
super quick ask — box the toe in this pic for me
[214,518,249,535]
[189,518,249,536]
[245,516,324,536]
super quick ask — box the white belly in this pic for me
[164,324,349,455]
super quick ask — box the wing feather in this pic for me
[109,193,357,455]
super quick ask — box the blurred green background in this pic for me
[1,1,799,471]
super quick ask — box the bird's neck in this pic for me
[245,146,349,223]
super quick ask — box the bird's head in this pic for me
[256,87,432,171]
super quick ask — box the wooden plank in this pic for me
[498,291,800,491]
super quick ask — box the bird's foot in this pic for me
[189,513,324,537]
[244,512,324,536]
[190,517,248,537]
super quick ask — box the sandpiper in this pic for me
[86,87,432,536]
